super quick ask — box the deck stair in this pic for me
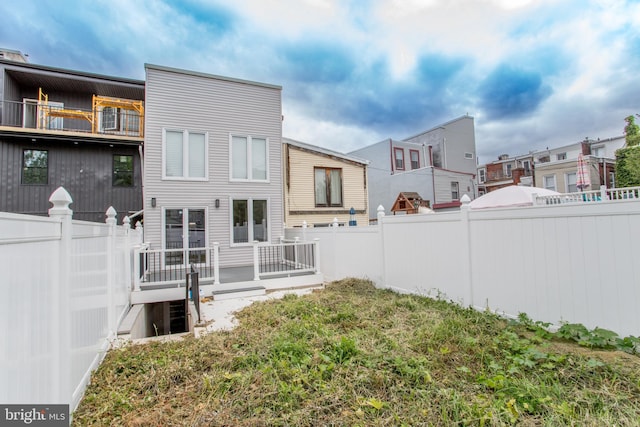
[212,285,266,301]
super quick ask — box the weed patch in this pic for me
[73,278,640,426]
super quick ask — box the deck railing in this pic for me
[1,99,144,138]
[253,238,320,279]
[535,186,640,205]
[135,238,320,289]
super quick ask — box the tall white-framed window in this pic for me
[451,182,460,200]
[410,150,420,169]
[543,175,556,191]
[478,168,486,183]
[522,159,531,173]
[230,135,268,181]
[230,198,269,245]
[394,147,405,170]
[592,146,604,157]
[566,172,577,193]
[163,129,208,180]
[504,163,512,177]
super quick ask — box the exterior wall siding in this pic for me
[0,136,142,221]
[284,144,368,227]
[143,65,283,267]
[404,116,477,175]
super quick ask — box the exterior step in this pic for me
[212,286,266,301]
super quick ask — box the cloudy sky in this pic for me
[1,0,639,163]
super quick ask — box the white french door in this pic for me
[164,208,207,266]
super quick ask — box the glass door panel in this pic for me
[165,209,184,265]
[188,209,206,264]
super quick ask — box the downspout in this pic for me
[442,137,447,169]
[138,143,144,207]
[389,138,394,174]
[429,145,436,207]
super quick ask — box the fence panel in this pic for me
[288,197,640,338]
[0,190,140,411]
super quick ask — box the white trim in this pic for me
[228,196,271,246]
[162,128,209,181]
[228,134,270,183]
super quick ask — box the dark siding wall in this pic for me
[2,72,21,125]
[0,135,142,223]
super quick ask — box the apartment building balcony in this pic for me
[0,97,144,142]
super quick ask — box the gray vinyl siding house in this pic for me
[143,64,283,267]
[0,58,144,222]
[349,115,478,216]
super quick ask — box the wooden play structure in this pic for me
[37,88,144,136]
[391,192,431,215]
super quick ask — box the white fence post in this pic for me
[106,206,117,339]
[253,241,260,281]
[377,205,385,225]
[313,238,321,274]
[213,242,220,285]
[294,236,300,268]
[48,187,73,404]
[459,195,474,307]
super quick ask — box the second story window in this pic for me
[478,168,486,183]
[557,152,567,161]
[315,167,343,207]
[231,135,268,181]
[113,155,133,187]
[22,149,48,185]
[504,163,512,177]
[164,129,207,180]
[102,107,118,130]
[410,150,420,169]
[544,175,556,191]
[566,172,577,193]
[394,147,405,170]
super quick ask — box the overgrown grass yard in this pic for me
[74,279,640,426]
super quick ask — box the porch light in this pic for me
[151,198,156,208]
[349,207,357,226]
[215,199,220,208]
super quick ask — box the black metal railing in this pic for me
[258,241,316,276]
[1,100,144,137]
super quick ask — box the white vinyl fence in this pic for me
[287,196,640,338]
[0,187,143,412]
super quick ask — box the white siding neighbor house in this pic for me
[143,64,283,267]
[349,115,477,216]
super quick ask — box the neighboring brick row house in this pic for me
[477,136,624,195]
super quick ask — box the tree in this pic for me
[615,115,640,187]
[624,115,640,147]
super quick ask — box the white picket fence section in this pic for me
[287,195,640,338]
[0,187,143,411]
